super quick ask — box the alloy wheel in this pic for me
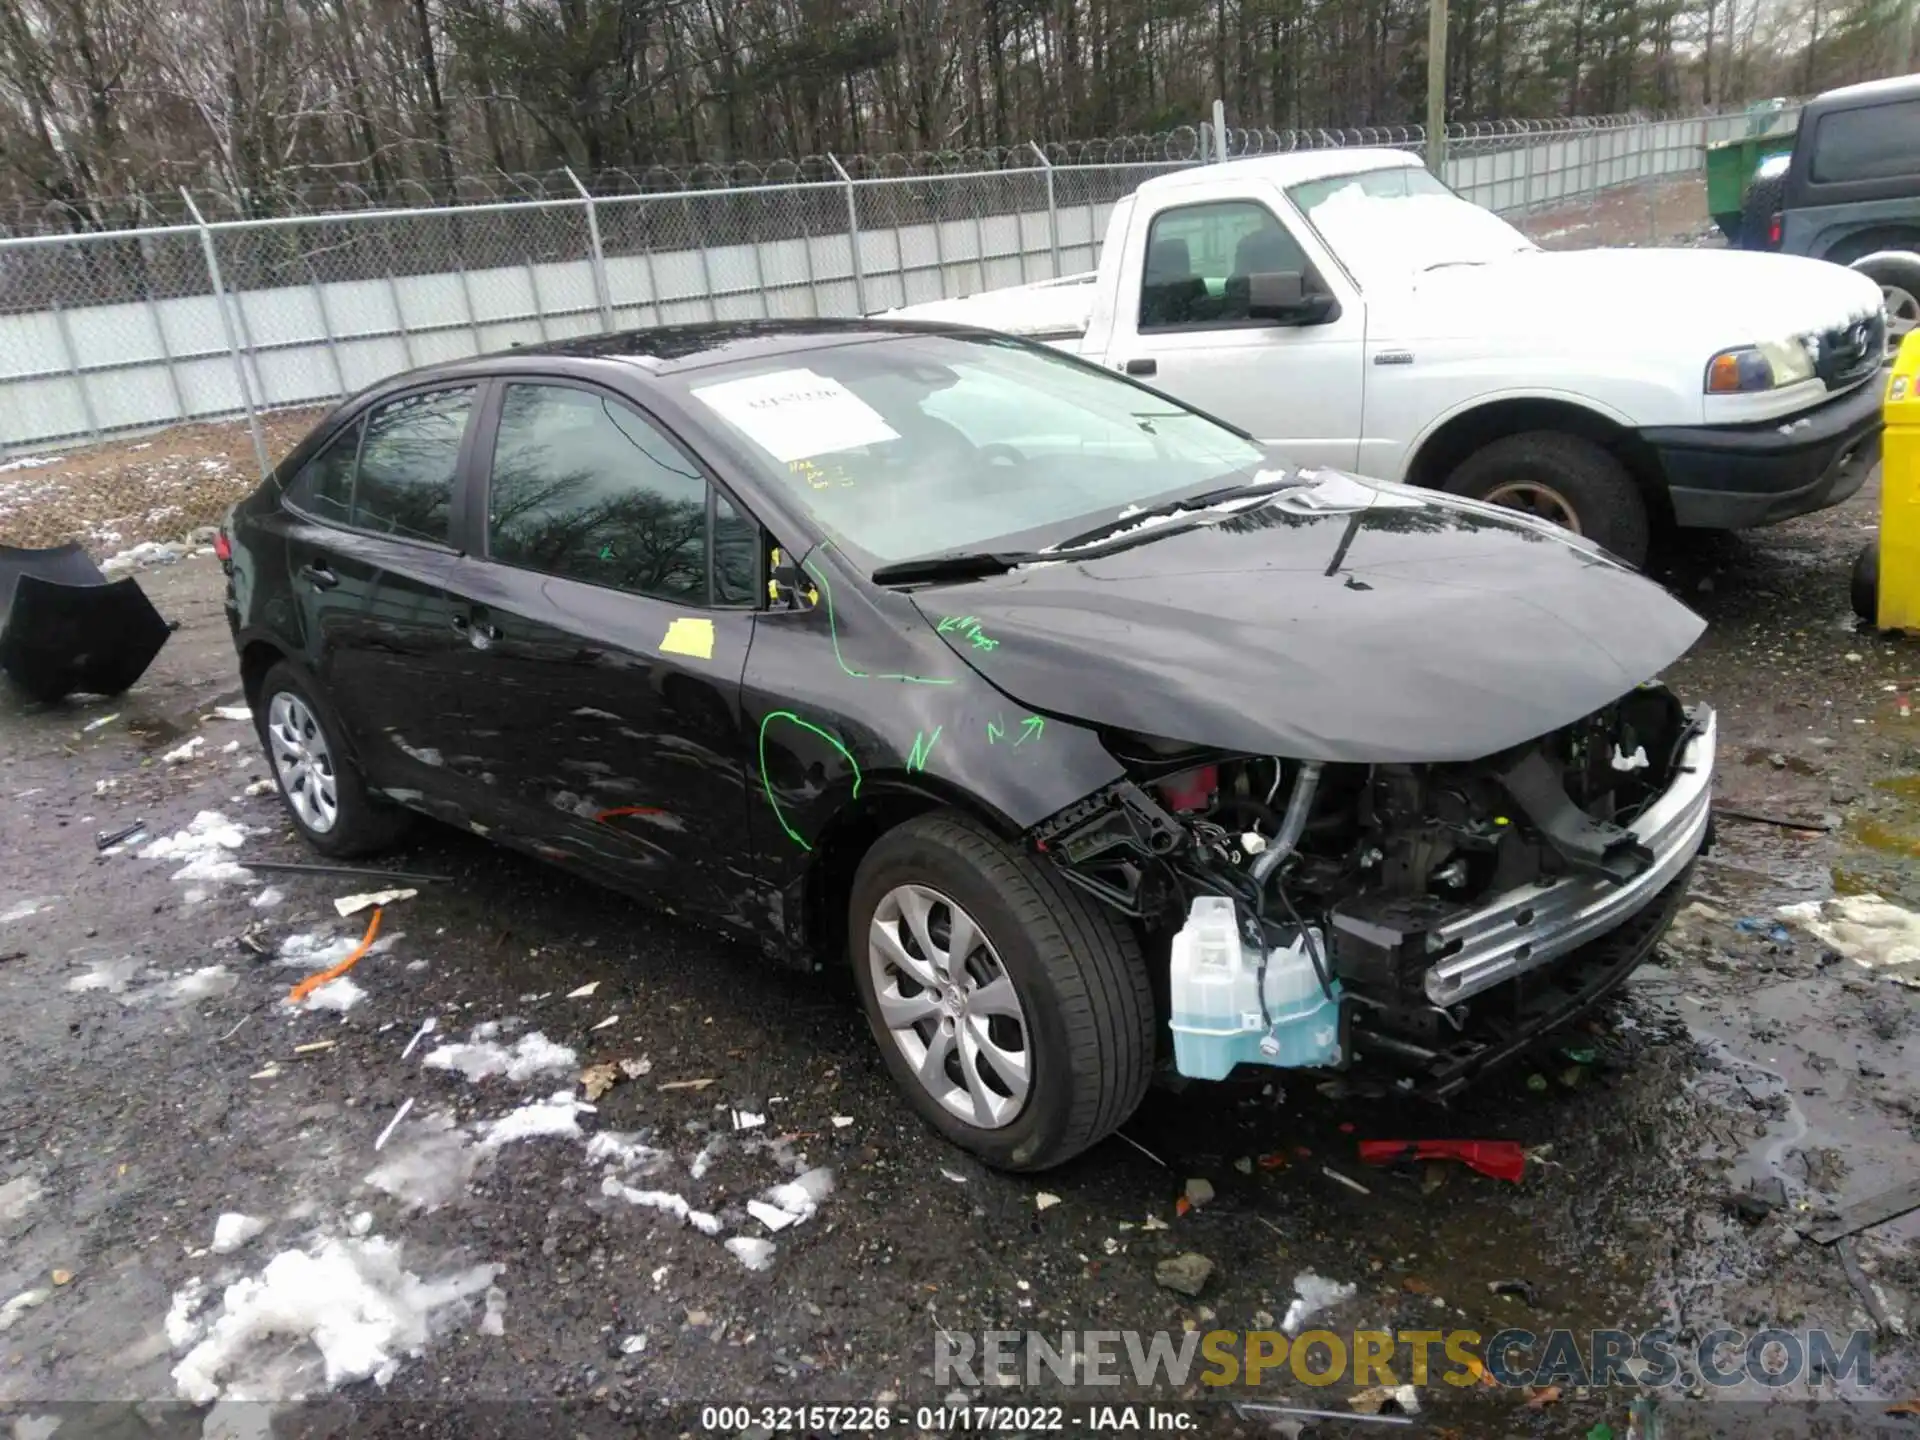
[868,883,1032,1129]
[267,691,340,834]
[1481,479,1583,533]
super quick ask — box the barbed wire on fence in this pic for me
[0,106,1775,239]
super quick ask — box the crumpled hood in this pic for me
[912,475,1705,764]
[1405,248,1884,345]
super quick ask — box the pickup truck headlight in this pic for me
[1705,338,1816,393]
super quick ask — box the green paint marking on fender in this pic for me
[758,709,863,853]
[1017,715,1045,745]
[906,725,943,774]
[936,614,999,651]
[803,545,956,686]
[986,717,1006,745]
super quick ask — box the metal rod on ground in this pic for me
[239,859,451,883]
[1425,0,1448,174]
[181,188,270,481]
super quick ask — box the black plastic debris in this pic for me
[0,543,173,703]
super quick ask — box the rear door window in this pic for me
[1811,100,1920,184]
[287,422,361,526]
[351,388,475,543]
[485,382,739,606]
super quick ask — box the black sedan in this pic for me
[222,320,1716,1171]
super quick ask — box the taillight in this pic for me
[213,529,232,562]
[1768,213,1783,248]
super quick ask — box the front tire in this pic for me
[849,812,1154,1172]
[255,661,411,858]
[1444,430,1652,568]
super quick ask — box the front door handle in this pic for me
[299,559,338,591]
[1124,358,1157,376]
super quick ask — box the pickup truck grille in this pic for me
[1813,311,1886,389]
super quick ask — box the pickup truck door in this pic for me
[1099,190,1367,471]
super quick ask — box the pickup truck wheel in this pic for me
[1445,431,1651,568]
[849,811,1154,1172]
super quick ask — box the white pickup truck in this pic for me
[885,148,1888,566]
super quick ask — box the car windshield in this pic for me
[682,333,1269,565]
[1287,167,1536,281]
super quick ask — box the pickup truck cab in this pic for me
[886,148,1887,567]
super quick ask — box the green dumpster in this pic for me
[1704,104,1799,244]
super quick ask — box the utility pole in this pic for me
[1426,0,1449,174]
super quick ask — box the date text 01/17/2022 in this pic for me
[695,1403,1201,1431]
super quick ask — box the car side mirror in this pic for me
[1247,271,1340,326]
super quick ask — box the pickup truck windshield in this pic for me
[1287,167,1536,281]
[685,333,1266,563]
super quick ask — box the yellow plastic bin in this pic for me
[1857,333,1920,628]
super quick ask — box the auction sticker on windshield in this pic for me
[692,369,899,462]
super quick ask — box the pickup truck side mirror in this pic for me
[1246,271,1340,326]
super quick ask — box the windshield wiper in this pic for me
[869,550,1044,586]
[1046,474,1303,552]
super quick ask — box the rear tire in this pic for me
[255,661,412,858]
[1739,171,1786,251]
[1444,430,1651,569]
[848,811,1154,1172]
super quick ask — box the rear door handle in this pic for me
[299,559,338,591]
[1124,358,1157,376]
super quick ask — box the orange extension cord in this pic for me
[287,906,383,1004]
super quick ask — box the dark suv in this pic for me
[1743,73,1920,348]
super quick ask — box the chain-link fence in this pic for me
[0,106,1798,462]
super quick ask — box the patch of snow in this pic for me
[760,1167,834,1227]
[394,739,444,768]
[584,1132,668,1175]
[169,1233,500,1402]
[0,454,63,472]
[0,1174,44,1222]
[600,1176,723,1235]
[725,1236,777,1271]
[293,977,366,1014]
[277,930,398,969]
[1780,894,1920,973]
[251,888,285,909]
[144,812,248,888]
[363,1114,476,1212]
[66,954,154,995]
[170,965,238,1002]
[165,1279,208,1348]
[11,1413,62,1440]
[619,1333,648,1355]
[0,1287,50,1333]
[1281,1271,1357,1336]
[473,1092,591,1151]
[480,1286,505,1337]
[0,896,56,924]
[211,1214,266,1255]
[161,737,206,765]
[421,1030,575,1084]
[212,706,253,722]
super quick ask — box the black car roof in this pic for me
[368,318,984,392]
[1806,72,1920,116]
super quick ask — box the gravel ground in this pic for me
[1,480,1919,1438]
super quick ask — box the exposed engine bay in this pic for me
[1029,684,1717,1098]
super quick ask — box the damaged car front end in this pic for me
[1032,689,1713,1098]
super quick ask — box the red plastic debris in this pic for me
[1357,1139,1526,1183]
